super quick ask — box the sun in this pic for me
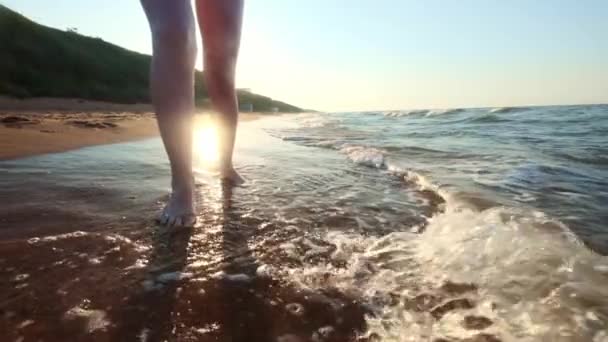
[193,117,220,167]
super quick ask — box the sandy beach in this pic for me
[0,97,266,160]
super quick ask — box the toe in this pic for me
[184,214,197,227]
[166,215,177,227]
[159,212,169,225]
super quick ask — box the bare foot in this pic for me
[158,183,197,227]
[220,166,244,186]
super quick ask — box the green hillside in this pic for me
[0,5,302,112]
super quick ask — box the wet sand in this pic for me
[0,97,266,160]
[0,184,369,342]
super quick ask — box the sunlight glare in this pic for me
[193,118,220,167]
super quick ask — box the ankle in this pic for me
[171,174,194,192]
[219,161,234,173]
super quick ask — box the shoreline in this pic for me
[0,97,271,161]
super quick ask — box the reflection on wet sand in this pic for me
[1,181,368,341]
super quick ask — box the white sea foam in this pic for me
[383,109,430,117]
[339,145,385,168]
[295,113,331,128]
[426,108,463,116]
[64,306,110,333]
[104,233,151,252]
[28,231,89,244]
[194,322,220,335]
[281,171,608,341]
[406,109,430,115]
[489,106,529,114]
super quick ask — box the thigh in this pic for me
[196,0,244,59]
[141,0,196,45]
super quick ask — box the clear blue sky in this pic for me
[4,0,608,111]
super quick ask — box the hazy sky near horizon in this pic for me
[4,0,608,111]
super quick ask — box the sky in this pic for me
[4,0,608,112]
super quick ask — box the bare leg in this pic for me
[196,0,244,185]
[141,0,197,227]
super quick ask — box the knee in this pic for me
[204,55,236,92]
[151,21,197,60]
[204,68,235,100]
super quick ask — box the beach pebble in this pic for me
[312,326,335,342]
[285,303,305,316]
[125,258,147,270]
[586,311,600,321]
[156,271,193,283]
[462,315,493,330]
[14,274,29,282]
[256,264,273,278]
[64,307,110,333]
[211,271,251,282]
[276,334,305,342]
[17,320,34,329]
[88,257,102,265]
[138,328,150,342]
[141,279,162,292]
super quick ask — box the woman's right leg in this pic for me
[141,0,198,227]
[196,0,245,184]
